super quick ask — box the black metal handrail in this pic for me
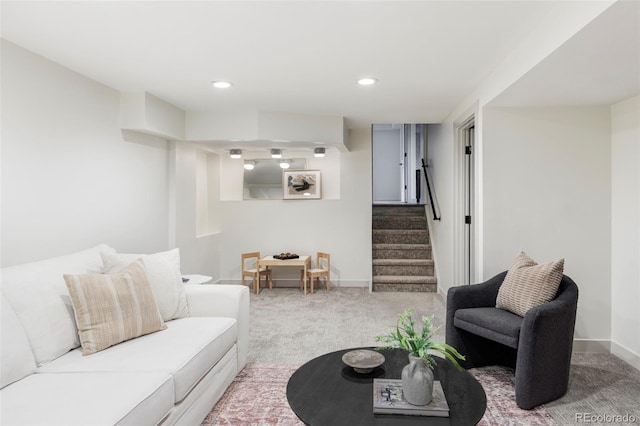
[420,159,441,221]
[415,169,421,204]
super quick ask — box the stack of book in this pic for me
[372,379,449,417]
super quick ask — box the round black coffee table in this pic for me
[286,347,486,426]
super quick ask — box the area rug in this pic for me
[469,366,556,425]
[202,364,302,426]
[202,363,557,426]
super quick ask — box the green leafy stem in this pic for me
[375,309,466,370]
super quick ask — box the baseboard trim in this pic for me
[573,339,640,371]
[573,339,611,353]
[611,341,640,371]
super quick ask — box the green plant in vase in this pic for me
[376,309,465,369]
[375,309,465,405]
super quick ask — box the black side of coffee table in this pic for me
[286,347,486,426]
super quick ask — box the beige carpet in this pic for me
[246,287,446,366]
[212,287,640,425]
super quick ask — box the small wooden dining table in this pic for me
[257,255,312,294]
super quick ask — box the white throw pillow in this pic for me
[1,244,116,365]
[1,294,37,388]
[101,249,189,321]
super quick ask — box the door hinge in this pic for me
[465,146,472,155]
[465,215,472,224]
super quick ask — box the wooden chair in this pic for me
[301,252,330,294]
[241,252,272,294]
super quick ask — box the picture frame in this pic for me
[283,170,321,200]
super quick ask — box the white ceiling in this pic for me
[2,1,637,132]
[490,0,639,107]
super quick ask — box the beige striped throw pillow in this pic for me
[64,259,166,355]
[496,251,564,317]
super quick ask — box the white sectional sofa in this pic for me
[1,245,249,425]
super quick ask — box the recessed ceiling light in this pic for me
[314,147,326,158]
[244,161,255,170]
[211,81,232,89]
[271,149,282,159]
[358,77,378,86]
[229,149,242,159]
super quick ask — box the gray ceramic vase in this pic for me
[401,354,434,405]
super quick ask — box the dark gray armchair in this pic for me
[446,271,578,409]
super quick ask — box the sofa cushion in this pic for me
[0,371,173,426]
[454,307,523,349]
[101,249,189,321]
[496,251,564,317]
[64,259,167,355]
[37,317,237,403]
[0,244,115,365]
[1,294,37,388]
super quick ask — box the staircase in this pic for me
[372,204,436,292]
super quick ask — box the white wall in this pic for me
[1,40,171,266]
[372,128,402,202]
[213,128,372,286]
[169,141,220,279]
[611,95,640,368]
[425,2,623,352]
[0,39,366,286]
[428,2,615,295]
[426,123,455,292]
[482,106,612,345]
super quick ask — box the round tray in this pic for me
[342,349,385,374]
